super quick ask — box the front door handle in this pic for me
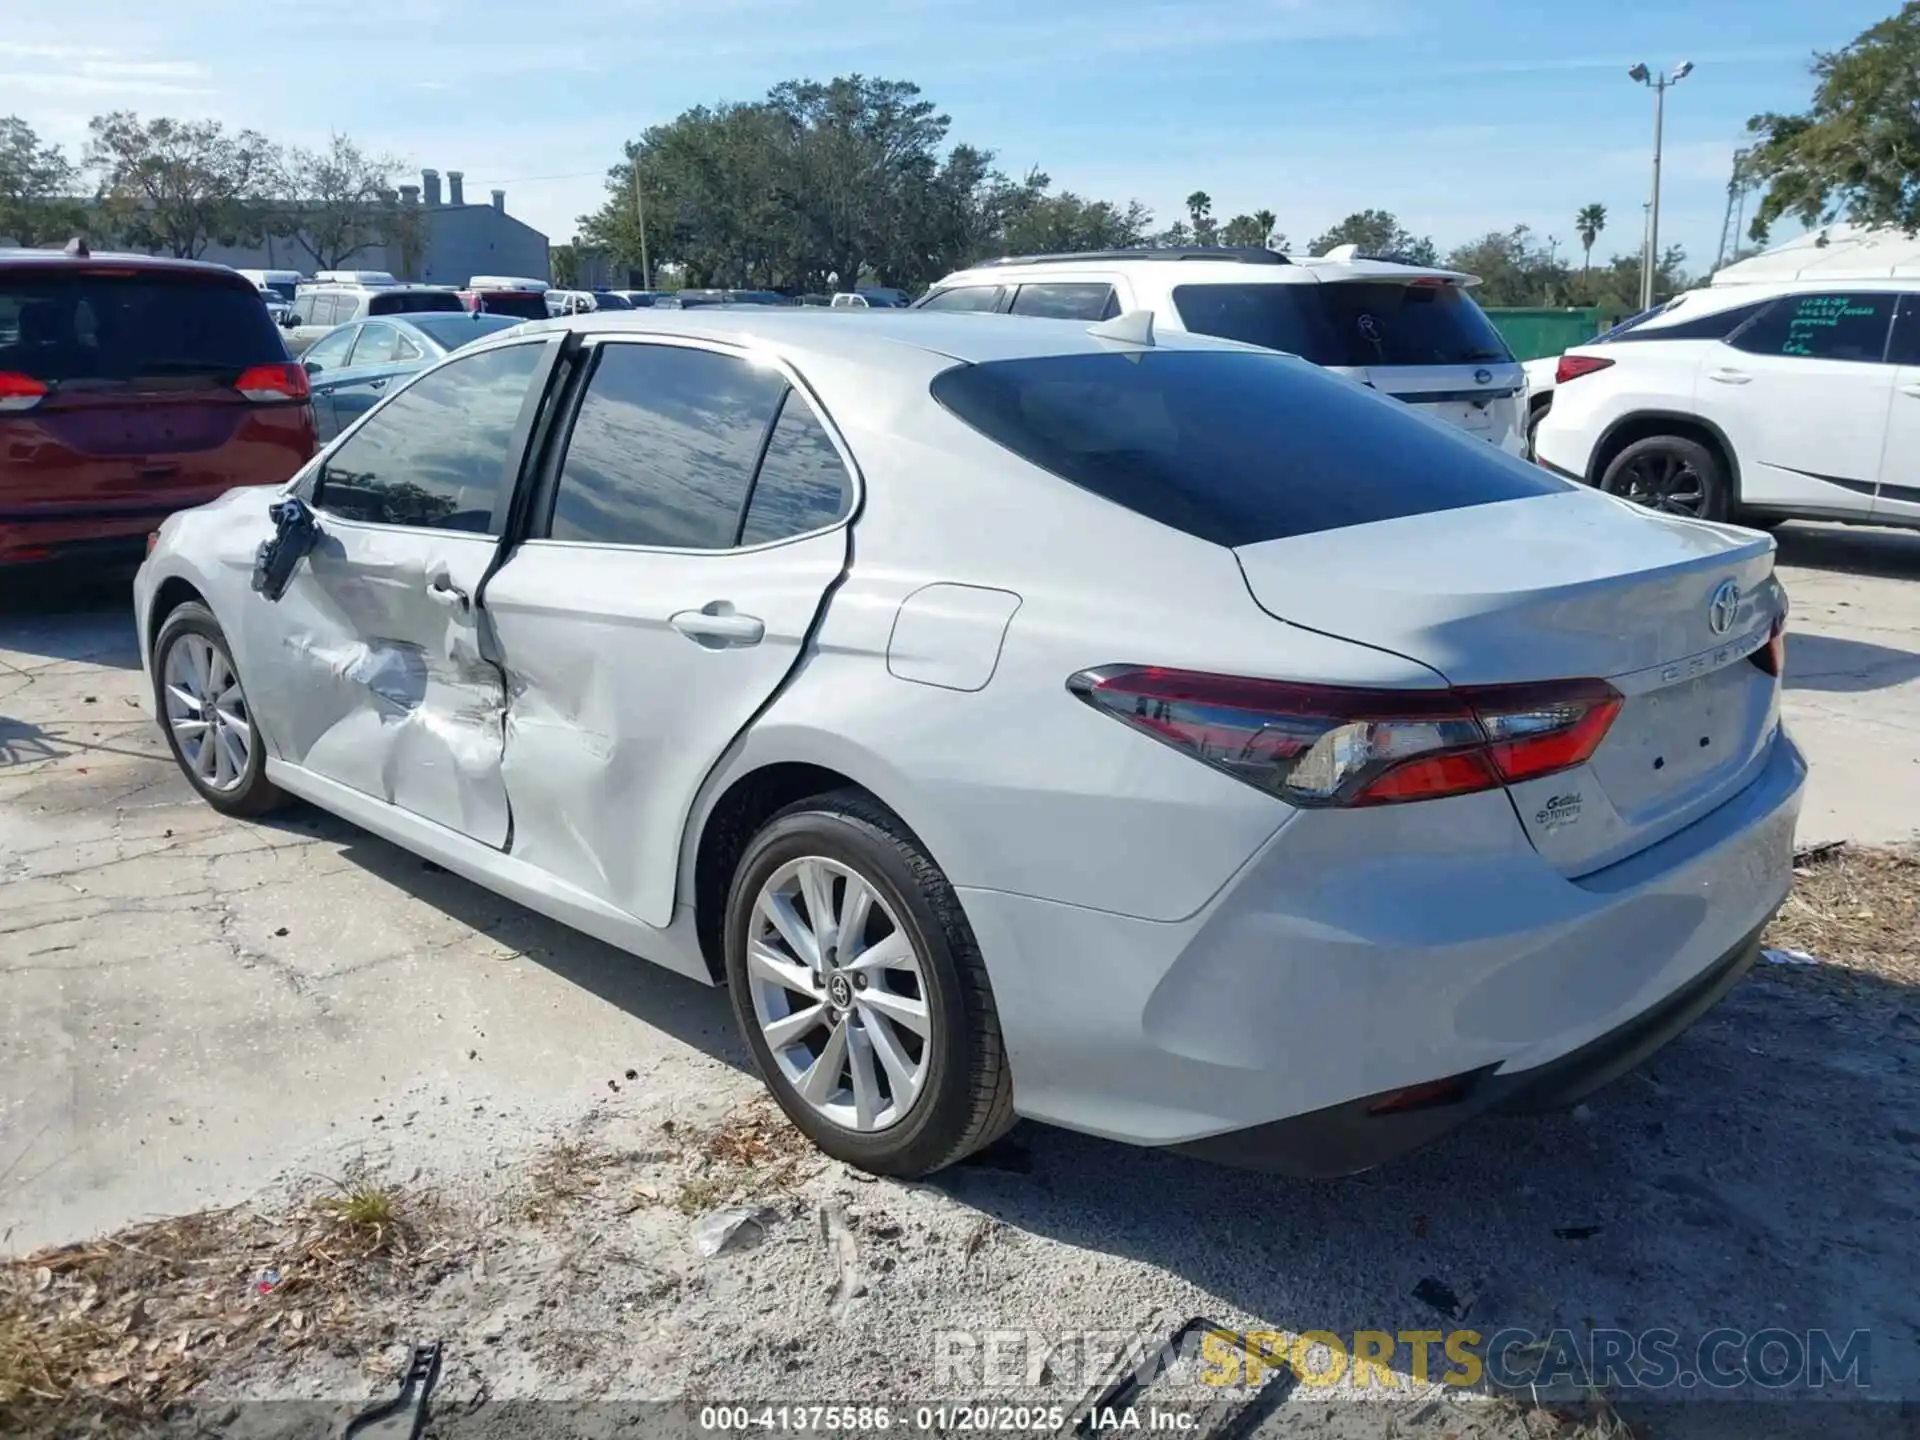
[368,377,388,391]
[425,577,470,611]
[670,603,765,648]
[1707,369,1752,385]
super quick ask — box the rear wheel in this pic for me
[152,602,287,817]
[1599,435,1730,521]
[723,790,1013,1177]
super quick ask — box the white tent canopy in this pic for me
[1711,224,1920,286]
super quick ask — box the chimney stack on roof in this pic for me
[399,183,421,206]
[447,170,465,206]
[491,189,506,212]
[422,169,441,206]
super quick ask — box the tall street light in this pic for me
[1630,60,1694,310]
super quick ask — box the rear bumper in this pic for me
[959,728,1803,1166]
[1168,919,1762,1176]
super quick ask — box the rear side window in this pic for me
[917,286,1003,313]
[547,342,786,549]
[1174,281,1511,366]
[1729,292,1896,363]
[1610,298,1770,343]
[930,350,1565,548]
[1009,283,1118,320]
[739,392,853,546]
[370,290,463,316]
[348,323,400,366]
[0,270,283,382]
[315,342,542,532]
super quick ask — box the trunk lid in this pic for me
[1234,489,1786,873]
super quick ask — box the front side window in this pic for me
[546,342,787,549]
[1009,283,1119,321]
[315,342,543,532]
[1730,291,1897,363]
[301,326,357,373]
[917,286,1003,313]
[305,295,337,327]
[739,392,853,546]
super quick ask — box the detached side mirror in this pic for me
[280,311,301,328]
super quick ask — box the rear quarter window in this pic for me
[0,269,284,382]
[929,350,1565,548]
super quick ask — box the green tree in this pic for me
[1185,190,1216,245]
[1307,209,1437,264]
[0,116,84,246]
[1575,203,1607,282]
[1745,2,1920,238]
[1254,208,1279,249]
[550,242,581,287]
[85,111,277,258]
[270,133,407,270]
[1219,211,1284,249]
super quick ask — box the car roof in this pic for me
[506,306,1262,367]
[934,250,1477,289]
[0,248,249,280]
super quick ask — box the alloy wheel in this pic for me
[162,633,253,793]
[745,855,931,1132]
[1613,449,1706,516]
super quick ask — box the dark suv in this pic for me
[0,247,316,568]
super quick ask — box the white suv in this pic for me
[1534,280,1920,530]
[916,246,1526,454]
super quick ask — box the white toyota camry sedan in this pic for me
[134,307,1804,1178]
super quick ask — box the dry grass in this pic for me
[666,1100,818,1216]
[518,1139,620,1222]
[0,1181,445,1423]
[1766,843,1920,986]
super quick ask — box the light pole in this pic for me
[630,154,651,291]
[1629,60,1693,311]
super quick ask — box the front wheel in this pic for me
[723,790,1014,1177]
[152,602,287,817]
[1598,435,1730,521]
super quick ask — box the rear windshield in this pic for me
[408,313,524,350]
[0,269,284,383]
[368,290,464,316]
[590,292,633,310]
[472,291,549,319]
[929,350,1564,548]
[1173,281,1513,367]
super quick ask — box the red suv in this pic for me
[0,247,316,568]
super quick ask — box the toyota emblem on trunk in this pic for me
[1708,579,1740,636]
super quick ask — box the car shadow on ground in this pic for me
[1773,522,1920,582]
[0,574,141,671]
[1785,631,1920,693]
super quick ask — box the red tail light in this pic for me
[1555,354,1615,385]
[1751,614,1786,678]
[234,362,311,403]
[0,371,49,412]
[1067,666,1621,808]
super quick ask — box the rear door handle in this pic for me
[1707,369,1752,385]
[368,377,388,391]
[670,604,765,648]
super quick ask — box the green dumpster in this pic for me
[1481,307,1610,362]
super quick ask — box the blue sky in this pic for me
[0,0,1895,274]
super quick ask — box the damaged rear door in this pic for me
[252,340,552,846]
[482,335,855,927]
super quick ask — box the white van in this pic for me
[312,270,399,287]
[235,268,304,305]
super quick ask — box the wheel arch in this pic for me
[145,574,213,667]
[1590,410,1742,499]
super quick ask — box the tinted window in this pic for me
[1731,292,1896,362]
[740,392,853,546]
[592,292,633,310]
[1009,283,1118,320]
[1174,281,1510,366]
[369,290,463,316]
[918,286,1003,313]
[1886,295,1920,367]
[0,271,285,383]
[408,313,521,351]
[1611,298,1770,343]
[348,323,400,366]
[547,343,786,548]
[301,326,356,373]
[930,350,1564,548]
[473,291,551,319]
[316,342,542,532]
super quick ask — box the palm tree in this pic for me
[1576,203,1607,284]
[1253,208,1278,249]
[1186,191,1215,245]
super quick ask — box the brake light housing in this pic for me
[1555,354,1615,385]
[1751,614,1786,678]
[234,362,311,404]
[1068,666,1622,808]
[0,371,49,412]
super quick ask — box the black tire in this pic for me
[151,601,288,818]
[1526,398,1550,456]
[723,789,1014,1177]
[1599,434,1731,521]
